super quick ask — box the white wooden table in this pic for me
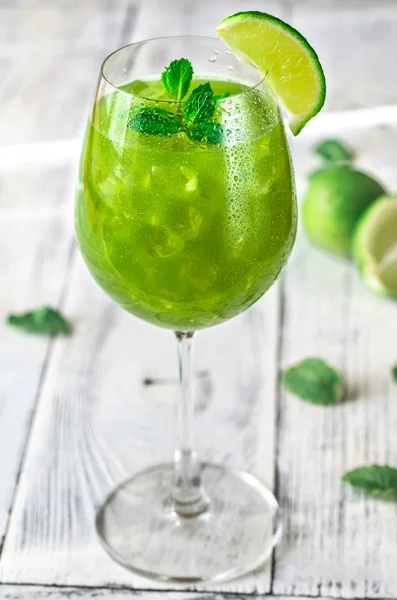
[1,0,397,598]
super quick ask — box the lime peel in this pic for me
[216,11,326,135]
[302,165,386,257]
[353,196,397,298]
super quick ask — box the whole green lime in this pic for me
[302,165,386,256]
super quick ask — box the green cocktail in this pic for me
[74,17,325,582]
[76,76,296,330]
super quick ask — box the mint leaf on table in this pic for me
[282,358,344,405]
[392,365,397,382]
[343,465,397,500]
[188,121,224,144]
[127,107,183,137]
[315,139,354,164]
[183,82,216,126]
[7,307,72,335]
[161,58,193,102]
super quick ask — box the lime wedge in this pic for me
[216,11,326,135]
[353,196,397,299]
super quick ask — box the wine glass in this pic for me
[75,36,296,583]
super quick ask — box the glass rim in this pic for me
[100,35,267,104]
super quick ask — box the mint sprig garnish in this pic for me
[343,465,397,500]
[128,58,224,144]
[161,58,193,102]
[392,364,397,383]
[7,306,72,335]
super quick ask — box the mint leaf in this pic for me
[128,107,183,137]
[214,92,230,101]
[7,307,72,335]
[184,82,216,126]
[188,122,224,144]
[315,139,354,164]
[282,358,344,405]
[343,465,397,500]
[161,58,193,102]
[392,365,397,382]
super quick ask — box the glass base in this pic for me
[96,463,282,583]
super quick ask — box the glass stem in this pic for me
[171,331,209,517]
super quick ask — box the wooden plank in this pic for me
[0,3,133,53]
[0,3,133,145]
[4,0,127,7]
[0,250,281,594]
[0,587,331,600]
[126,0,286,40]
[0,0,134,572]
[288,0,395,5]
[0,164,75,210]
[0,51,109,146]
[290,1,397,112]
[0,209,73,548]
[272,125,397,598]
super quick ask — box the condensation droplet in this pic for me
[208,54,217,63]
[228,65,234,71]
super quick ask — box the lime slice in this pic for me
[353,196,397,299]
[216,11,326,135]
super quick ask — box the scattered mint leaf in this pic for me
[282,358,344,405]
[392,365,397,382]
[188,121,224,145]
[315,139,354,164]
[214,91,230,101]
[161,58,193,102]
[343,465,397,500]
[7,307,72,335]
[127,107,183,137]
[183,82,216,126]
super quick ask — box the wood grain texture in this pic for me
[0,247,280,593]
[2,0,397,597]
[124,0,286,40]
[0,586,323,600]
[0,210,73,547]
[0,163,75,210]
[0,0,135,580]
[0,1,130,547]
[0,4,130,53]
[273,126,397,598]
[0,3,132,145]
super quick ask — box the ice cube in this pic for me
[150,164,199,196]
[180,258,218,292]
[168,205,203,240]
[180,166,199,193]
[145,224,184,258]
